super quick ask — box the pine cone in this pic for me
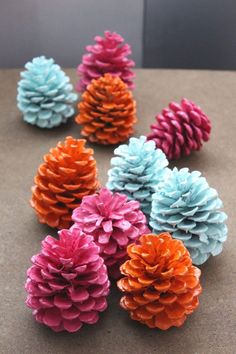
[76,74,137,145]
[17,56,77,128]
[31,136,99,229]
[150,168,228,265]
[106,136,170,215]
[71,188,150,279]
[77,31,135,92]
[117,233,202,330]
[147,98,211,160]
[25,228,110,332]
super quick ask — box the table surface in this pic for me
[0,69,235,354]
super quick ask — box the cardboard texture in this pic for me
[0,69,235,354]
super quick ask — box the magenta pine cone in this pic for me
[147,98,211,160]
[25,228,110,332]
[71,188,150,279]
[77,31,135,92]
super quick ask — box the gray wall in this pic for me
[0,0,143,67]
[1,0,235,69]
[143,0,236,69]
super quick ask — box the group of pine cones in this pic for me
[17,31,211,158]
[22,31,226,334]
[76,31,211,156]
[26,135,227,334]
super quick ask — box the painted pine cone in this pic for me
[77,31,135,92]
[17,56,77,128]
[106,136,170,215]
[25,228,110,332]
[31,136,99,229]
[76,73,137,145]
[147,98,211,160]
[117,233,202,330]
[150,168,228,265]
[71,188,150,279]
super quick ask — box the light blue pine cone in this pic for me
[106,136,170,215]
[150,167,228,265]
[17,56,78,128]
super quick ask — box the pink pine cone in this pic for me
[77,30,135,92]
[71,188,150,279]
[147,98,211,160]
[25,228,110,333]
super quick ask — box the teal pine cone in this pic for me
[106,136,169,215]
[17,56,78,128]
[150,167,228,264]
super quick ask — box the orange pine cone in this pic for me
[117,233,202,330]
[31,136,99,229]
[75,73,137,145]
